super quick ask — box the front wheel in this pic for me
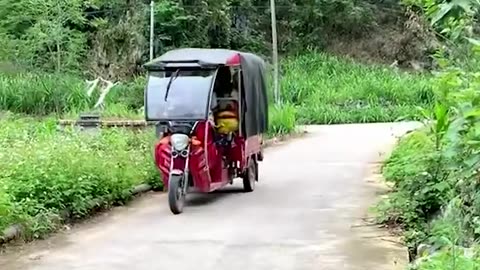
[243,158,257,192]
[168,174,186,214]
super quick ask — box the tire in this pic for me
[168,174,186,214]
[243,158,257,192]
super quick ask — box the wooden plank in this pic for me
[58,119,157,128]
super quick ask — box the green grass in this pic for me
[0,73,89,115]
[375,128,477,264]
[267,103,297,136]
[411,246,480,270]
[1,52,435,124]
[0,117,159,239]
[0,72,145,116]
[375,130,448,240]
[377,130,480,263]
[281,52,434,124]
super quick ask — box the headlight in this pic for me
[170,134,189,150]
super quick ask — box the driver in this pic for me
[216,72,239,135]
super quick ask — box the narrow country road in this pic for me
[0,123,419,270]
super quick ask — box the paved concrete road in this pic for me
[0,123,419,270]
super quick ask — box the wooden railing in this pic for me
[58,114,157,132]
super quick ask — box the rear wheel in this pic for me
[168,174,186,214]
[243,158,257,192]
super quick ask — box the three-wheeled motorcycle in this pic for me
[144,48,269,214]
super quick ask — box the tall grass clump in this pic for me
[0,117,159,239]
[268,103,297,136]
[281,52,435,124]
[0,73,90,115]
[0,72,146,116]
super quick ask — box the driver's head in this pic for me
[215,67,232,96]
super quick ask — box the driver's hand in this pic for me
[208,112,215,125]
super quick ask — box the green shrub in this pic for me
[410,245,480,270]
[0,118,159,239]
[376,130,453,246]
[383,131,436,185]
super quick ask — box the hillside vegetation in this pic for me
[281,53,433,124]
[0,116,158,238]
[375,0,480,268]
[1,52,433,122]
[0,0,435,77]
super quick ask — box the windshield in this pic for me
[145,69,215,120]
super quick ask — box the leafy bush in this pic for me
[376,130,453,246]
[375,5,480,263]
[0,117,159,239]
[410,245,480,270]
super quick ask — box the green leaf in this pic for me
[465,37,480,46]
[431,2,454,25]
[434,181,450,193]
[452,0,477,13]
[464,109,480,118]
[464,154,480,168]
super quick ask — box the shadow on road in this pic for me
[186,186,245,207]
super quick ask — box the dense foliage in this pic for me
[0,0,416,77]
[377,0,480,268]
[0,116,159,239]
